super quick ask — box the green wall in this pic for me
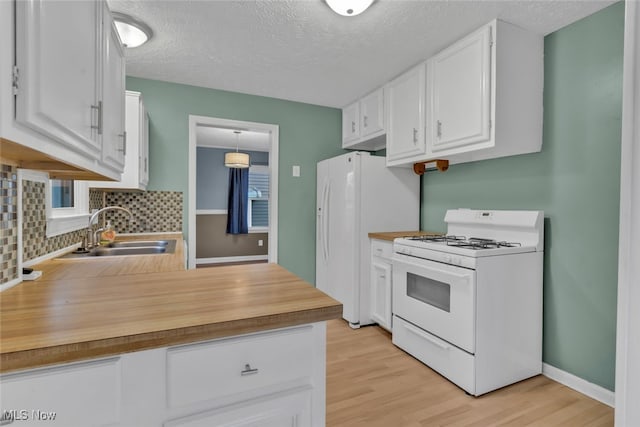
[126,77,344,283]
[421,2,623,391]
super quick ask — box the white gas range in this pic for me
[391,209,544,396]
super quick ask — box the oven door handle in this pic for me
[393,254,471,279]
[403,321,451,351]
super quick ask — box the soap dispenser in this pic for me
[100,220,117,244]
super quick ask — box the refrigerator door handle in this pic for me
[322,181,330,263]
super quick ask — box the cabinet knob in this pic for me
[241,363,259,376]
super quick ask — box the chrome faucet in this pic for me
[87,206,133,248]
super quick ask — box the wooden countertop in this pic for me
[368,231,443,241]
[1,249,342,373]
[34,233,186,280]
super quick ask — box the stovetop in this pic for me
[395,234,537,260]
[408,235,523,250]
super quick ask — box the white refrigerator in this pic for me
[316,151,419,328]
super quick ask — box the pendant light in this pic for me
[325,0,374,16]
[225,131,250,168]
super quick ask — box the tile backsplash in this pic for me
[94,190,183,233]
[1,164,18,284]
[22,181,86,262]
[0,161,183,284]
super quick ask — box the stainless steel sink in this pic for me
[91,246,168,256]
[106,240,172,248]
[60,239,177,258]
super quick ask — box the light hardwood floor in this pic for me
[326,319,613,426]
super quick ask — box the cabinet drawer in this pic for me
[167,325,314,409]
[164,389,312,427]
[371,239,393,260]
[392,316,475,394]
[0,358,121,426]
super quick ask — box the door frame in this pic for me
[187,115,279,269]
[615,1,640,424]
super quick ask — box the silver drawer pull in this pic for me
[241,363,259,376]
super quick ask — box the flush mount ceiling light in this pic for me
[325,0,375,16]
[112,12,153,48]
[225,131,250,168]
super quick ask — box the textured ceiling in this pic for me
[108,0,616,108]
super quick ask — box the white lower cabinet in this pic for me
[165,390,312,427]
[0,358,121,426]
[0,323,327,427]
[370,239,393,331]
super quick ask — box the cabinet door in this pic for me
[165,390,312,427]
[360,89,384,138]
[430,25,492,153]
[371,260,392,331]
[0,358,121,426]
[342,102,360,145]
[15,0,101,159]
[386,64,427,163]
[100,5,126,171]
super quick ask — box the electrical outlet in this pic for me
[292,165,300,177]
[258,240,264,247]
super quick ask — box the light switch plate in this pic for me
[292,165,300,177]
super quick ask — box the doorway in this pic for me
[188,116,279,269]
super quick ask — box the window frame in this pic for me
[19,170,90,237]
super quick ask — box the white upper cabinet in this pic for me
[424,20,543,163]
[89,91,149,190]
[385,64,427,165]
[342,88,386,151]
[429,25,492,154]
[100,4,126,171]
[342,101,360,144]
[1,0,126,180]
[359,89,385,139]
[14,0,102,159]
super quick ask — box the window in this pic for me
[47,178,89,236]
[247,165,269,231]
[51,179,75,208]
[17,170,90,238]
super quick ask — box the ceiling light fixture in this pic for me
[225,131,250,168]
[112,12,153,48]
[325,0,375,16]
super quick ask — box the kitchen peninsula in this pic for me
[0,243,341,426]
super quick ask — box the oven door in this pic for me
[392,253,476,354]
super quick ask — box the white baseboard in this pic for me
[196,255,268,265]
[542,363,615,407]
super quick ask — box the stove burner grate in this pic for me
[409,235,465,243]
[447,237,522,249]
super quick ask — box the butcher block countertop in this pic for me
[368,230,443,241]
[0,240,342,373]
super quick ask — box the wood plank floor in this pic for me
[326,319,614,427]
